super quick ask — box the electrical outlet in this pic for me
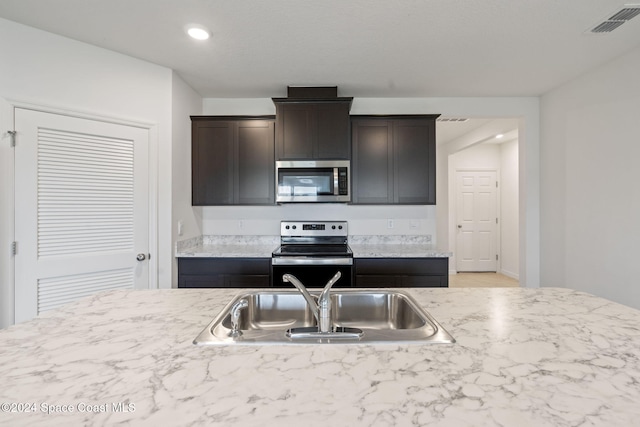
[177,220,184,236]
[387,219,394,229]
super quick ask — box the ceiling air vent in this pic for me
[588,4,640,33]
[436,118,469,122]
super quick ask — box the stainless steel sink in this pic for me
[194,289,455,344]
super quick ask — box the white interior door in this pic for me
[455,170,498,272]
[14,108,150,323]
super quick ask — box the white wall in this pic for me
[0,18,175,327]
[500,140,519,279]
[0,99,14,329]
[451,143,501,168]
[171,72,203,286]
[541,45,640,309]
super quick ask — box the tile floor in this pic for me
[449,272,519,288]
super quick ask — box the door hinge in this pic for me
[8,130,16,147]
[496,181,498,188]
[11,241,17,256]
[496,217,499,224]
[496,254,499,261]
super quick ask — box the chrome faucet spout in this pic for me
[319,271,341,305]
[228,299,248,338]
[282,274,319,321]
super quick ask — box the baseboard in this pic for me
[500,269,519,280]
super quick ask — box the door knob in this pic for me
[136,253,147,261]
[457,225,462,229]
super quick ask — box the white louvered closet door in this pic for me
[14,108,149,323]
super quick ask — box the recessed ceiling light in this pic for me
[186,24,210,40]
[496,134,504,139]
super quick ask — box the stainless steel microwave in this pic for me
[275,160,350,203]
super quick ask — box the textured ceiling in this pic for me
[1,0,640,98]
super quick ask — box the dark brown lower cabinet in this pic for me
[178,258,271,288]
[354,258,448,288]
[178,257,448,288]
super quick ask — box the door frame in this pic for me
[3,99,159,326]
[452,167,501,274]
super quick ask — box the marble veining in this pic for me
[176,235,279,258]
[2,287,640,426]
[176,234,451,258]
[349,235,433,245]
[350,235,451,258]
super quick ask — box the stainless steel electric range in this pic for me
[271,221,353,288]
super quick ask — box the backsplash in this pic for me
[349,235,432,245]
[202,235,279,246]
[200,204,437,237]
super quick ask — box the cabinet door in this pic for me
[316,102,351,159]
[351,120,393,204]
[236,121,275,204]
[179,274,224,288]
[192,121,234,205]
[354,275,401,288]
[354,258,448,288]
[401,275,446,287]
[178,258,271,289]
[223,275,270,288]
[394,120,436,204]
[276,103,315,159]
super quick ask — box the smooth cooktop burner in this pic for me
[273,244,353,257]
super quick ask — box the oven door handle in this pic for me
[272,257,353,266]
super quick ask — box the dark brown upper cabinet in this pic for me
[351,115,439,205]
[191,116,275,205]
[273,93,353,160]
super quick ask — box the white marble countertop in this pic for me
[2,287,640,426]
[176,235,452,258]
[349,244,451,258]
[176,235,279,258]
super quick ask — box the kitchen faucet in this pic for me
[282,271,342,333]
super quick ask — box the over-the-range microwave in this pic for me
[275,160,350,203]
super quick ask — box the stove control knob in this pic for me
[332,225,336,229]
[285,225,289,229]
[338,225,343,230]
[292,225,297,230]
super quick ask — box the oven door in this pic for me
[272,261,353,288]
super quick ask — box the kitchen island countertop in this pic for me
[2,287,640,426]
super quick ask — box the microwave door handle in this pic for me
[333,168,339,195]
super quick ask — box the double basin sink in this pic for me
[194,289,455,345]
